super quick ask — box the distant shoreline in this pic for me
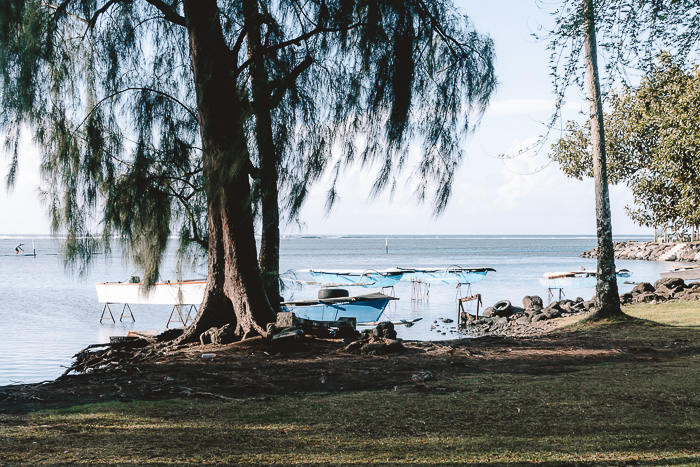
[581,241,700,262]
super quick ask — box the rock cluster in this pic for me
[581,241,700,262]
[620,277,700,304]
[461,295,595,337]
[344,322,405,355]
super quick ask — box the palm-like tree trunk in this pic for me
[583,0,622,318]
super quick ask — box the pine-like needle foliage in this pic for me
[0,1,496,286]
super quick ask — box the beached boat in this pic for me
[660,265,700,280]
[95,279,206,305]
[398,266,496,284]
[303,268,407,288]
[280,292,397,323]
[539,268,632,289]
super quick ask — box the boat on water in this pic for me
[280,292,397,323]
[660,265,700,280]
[302,268,407,288]
[397,266,496,284]
[539,268,632,289]
[95,279,206,305]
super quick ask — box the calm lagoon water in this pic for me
[0,234,679,386]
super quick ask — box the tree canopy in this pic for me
[551,53,700,233]
[0,0,497,339]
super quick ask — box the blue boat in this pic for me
[280,292,398,323]
[398,266,495,284]
[305,269,406,288]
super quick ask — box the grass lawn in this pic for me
[1,302,699,465]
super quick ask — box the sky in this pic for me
[0,1,650,236]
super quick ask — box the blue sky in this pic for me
[0,1,649,236]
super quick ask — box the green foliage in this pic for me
[551,53,700,231]
[0,1,496,283]
[542,0,700,151]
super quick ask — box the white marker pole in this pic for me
[385,237,388,254]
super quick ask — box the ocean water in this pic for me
[0,234,681,386]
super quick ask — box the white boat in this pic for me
[660,265,700,280]
[95,279,206,305]
[539,269,632,289]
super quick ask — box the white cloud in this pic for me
[486,99,585,117]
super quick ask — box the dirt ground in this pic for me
[1,316,694,417]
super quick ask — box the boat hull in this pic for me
[539,269,632,289]
[307,270,404,288]
[660,267,700,280]
[95,280,206,305]
[400,267,493,284]
[281,293,395,323]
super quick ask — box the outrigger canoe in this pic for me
[303,268,408,288]
[397,266,495,284]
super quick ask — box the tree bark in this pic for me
[583,0,622,318]
[180,0,276,342]
[243,0,281,310]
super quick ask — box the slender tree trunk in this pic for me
[180,0,276,342]
[583,0,622,318]
[243,0,281,310]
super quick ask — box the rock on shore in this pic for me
[464,276,700,338]
[620,277,700,305]
[581,241,700,262]
[460,295,595,338]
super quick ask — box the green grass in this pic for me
[2,304,700,464]
[624,300,700,326]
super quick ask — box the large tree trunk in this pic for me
[243,0,281,310]
[583,0,622,318]
[180,0,276,342]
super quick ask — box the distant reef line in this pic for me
[581,241,700,262]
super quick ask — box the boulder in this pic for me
[360,338,404,355]
[635,292,657,303]
[481,307,495,318]
[531,313,547,323]
[522,295,543,310]
[270,329,304,349]
[632,282,655,294]
[372,321,397,339]
[653,277,686,291]
[515,315,531,326]
[543,308,562,319]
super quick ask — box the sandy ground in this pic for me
[1,315,691,417]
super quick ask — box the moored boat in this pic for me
[95,279,206,305]
[398,266,495,284]
[660,265,700,280]
[280,292,397,323]
[539,268,632,289]
[304,268,407,288]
